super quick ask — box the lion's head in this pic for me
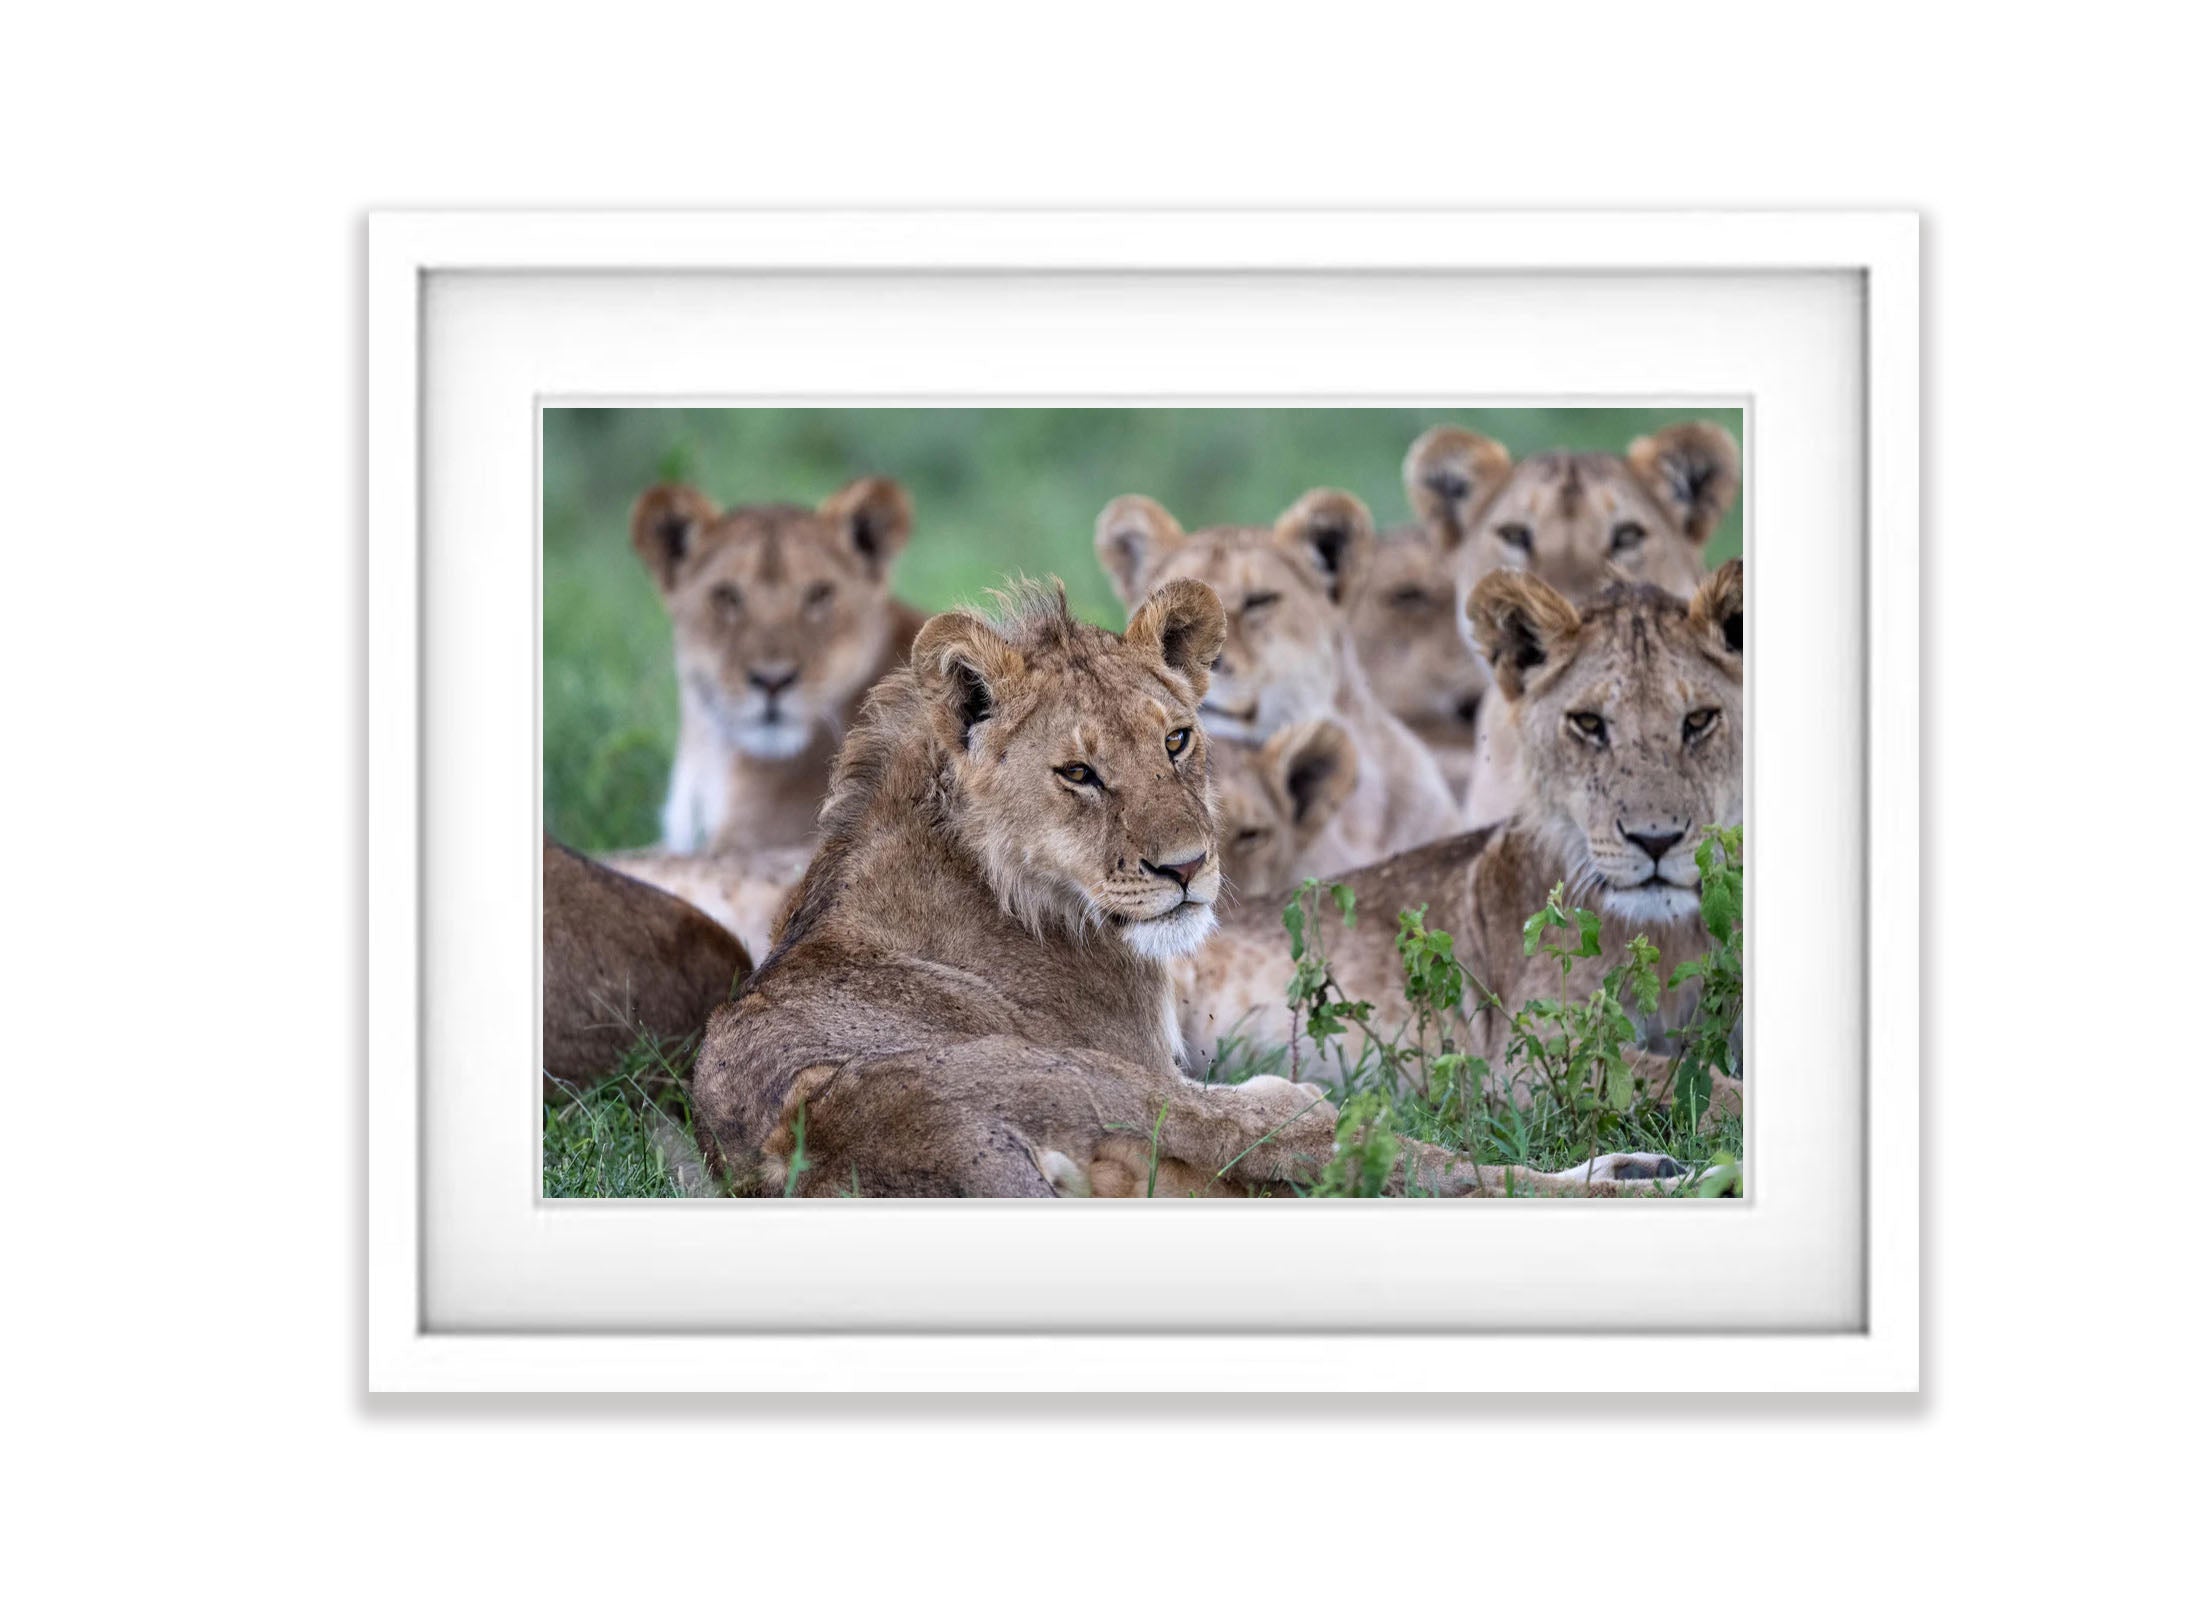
[1467,561,1743,923]
[631,476,914,759]
[898,579,1229,961]
[1349,522,1489,738]
[1209,719,1359,898]
[1407,421,1739,601]
[1095,488,1373,745]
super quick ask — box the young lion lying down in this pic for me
[595,843,812,963]
[542,839,751,1087]
[690,579,1680,1198]
[1178,562,1745,1116]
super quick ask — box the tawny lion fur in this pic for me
[1348,522,1487,802]
[1094,488,1459,877]
[542,839,751,1088]
[1180,563,1745,1120]
[1400,420,1742,827]
[632,476,926,852]
[1207,719,1359,899]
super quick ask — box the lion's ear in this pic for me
[1265,719,1358,835]
[1688,559,1743,658]
[913,612,1026,750]
[821,475,913,575]
[1273,488,1373,608]
[1466,570,1583,700]
[1627,422,1741,546]
[1125,578,1227,701]
[630,484,720,592]
[1095,494,1185,606]
[1404,427,1511,552]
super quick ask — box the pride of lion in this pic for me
[548,418,1743,1199]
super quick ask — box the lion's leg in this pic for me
[773,1046,1343,1198]
[1433,1150,1689,1197]
[792,1041,1351,1198]
[1065,1073,1688,1199]
[1370,1133,1686,1197]
[779,1056,1058,1198]
[771,1044,1693,1199]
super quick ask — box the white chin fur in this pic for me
[729,720,816,760]
[1601,883,1699,924]
[1120,902,1217,961]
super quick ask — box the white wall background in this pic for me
[3,3,2187,1592]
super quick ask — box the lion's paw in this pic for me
[1229,1074,1327,1113]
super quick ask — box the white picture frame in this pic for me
[368,210,1918,1393]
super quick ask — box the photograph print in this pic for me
[542,406,1745,1200]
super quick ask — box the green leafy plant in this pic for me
[1669,824,1745,1127]
[1505,886,1673,1165]
[1308,1092,1403,1197]
[1281,879,1373,1081]
[1265,827,1746,1197]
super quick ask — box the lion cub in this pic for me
[632,475,925,852]
[689,579,1674,1198]
[542,839,751,1088]
[1177,562,1744,1119]
[1209,719,1358,899]
[1348,523,1487,802]
[596,843,812,964]
[1096,488,1459,879]
[1398,421,1741,828]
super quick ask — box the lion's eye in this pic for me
[1610,521,1646,553]
[1567,711,1608,744]
[1234,828,1268,846]
[1055,762,1103,789]
[1388,585,1430,609]
[804,581,835,611]
[1164,727,1191,758]
[1241,591,1280,614]
[711,583,743,612]
[1682,707,1721,742]
[1496,522,1533,553]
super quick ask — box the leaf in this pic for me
[1522,906,1552,958]
[1700,874,1738,944]
[1672,1056,1711,1127]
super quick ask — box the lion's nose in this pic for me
[1623,826,1686,864]
[748,664,799,697]
[1140,850,1208,888]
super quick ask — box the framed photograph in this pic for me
[368,211,1917,1391]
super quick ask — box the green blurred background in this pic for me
[544,407,1744,851]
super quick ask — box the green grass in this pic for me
[542,1035,705,1199]
[544,406,1743,851]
